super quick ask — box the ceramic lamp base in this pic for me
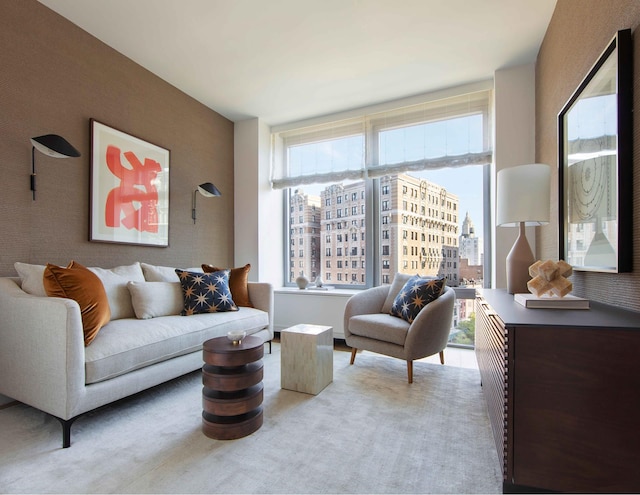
[506,222,534,294]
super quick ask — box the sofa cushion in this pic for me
[202,263,253,307]
[13,262,47,296]
[88,262,145,320]
[176,269,238,315]
[390,276,446,323]
[43,261,111,346]
[127,281,183,319]
[141,262,179,282]
[84,308,269,383]
[349,313,409,346]
[380,273,414,314]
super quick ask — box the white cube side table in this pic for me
[280,324,333,395]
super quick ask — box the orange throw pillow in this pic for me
[43,261,111,346]
[201,263,253,307]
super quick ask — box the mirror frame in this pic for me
[558,29,632,273]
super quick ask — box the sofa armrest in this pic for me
[0,278,86,420]
[343,285,390,340]
[247,282,274,338]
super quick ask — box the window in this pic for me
[274,86,491,308]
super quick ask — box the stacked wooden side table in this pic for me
[202,335,264,440]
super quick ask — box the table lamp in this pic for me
[497,163,551,294]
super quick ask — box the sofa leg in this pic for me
[55,415,80,448]
[439,350,445,365]
[267,340,272,354]
[407,360,413,384]
[350,347,357,365]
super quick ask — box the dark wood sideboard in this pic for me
[475,289,640,493]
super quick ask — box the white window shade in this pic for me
[369,91,492,177]
[270,89,492,189]
[271,118,365,189]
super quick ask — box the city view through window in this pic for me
[287,165,484,347]
[276,90,492,347]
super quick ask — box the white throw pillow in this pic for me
[141,263,180,282]
[14,262,47,296]
[88,262,145,320]
[141,263,203,282]
[127,281,184,319]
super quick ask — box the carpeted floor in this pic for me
[0,344,502,494]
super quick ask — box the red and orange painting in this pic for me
[90,120,169,246]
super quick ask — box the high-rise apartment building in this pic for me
[289,189,321,283]
[321,183,366,285]
[314,174,460,286]
[459,211,483,266]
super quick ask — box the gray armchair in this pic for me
[343,274,456,383]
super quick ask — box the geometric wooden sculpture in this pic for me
[527,259,573,297]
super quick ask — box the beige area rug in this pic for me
[0,344,502,494]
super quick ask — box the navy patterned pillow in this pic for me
[175,269,238,315]
[390,275,446,323]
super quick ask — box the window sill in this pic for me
[275,287,359,297]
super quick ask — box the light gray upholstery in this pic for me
[0,277,273,422]
[85,308,269,383]
[344,275,455,383]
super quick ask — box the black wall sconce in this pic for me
[30,134,81,200]
[192,182,221,223]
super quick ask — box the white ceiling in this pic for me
[38,0,557,126]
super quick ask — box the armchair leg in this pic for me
[407,360,413,384]
[350,348,357,365]
[439,350,444,365]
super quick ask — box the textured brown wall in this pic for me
[0,1,234,276]
[536,0,640,310]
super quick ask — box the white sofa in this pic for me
[0,262,273,448]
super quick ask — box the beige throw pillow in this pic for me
[88,262,145,320]
[14,262,47,296]
[141,263,180,282]
[127,281,184,319]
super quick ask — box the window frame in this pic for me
[278,89,492,291]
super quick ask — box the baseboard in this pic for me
[0,393,17,409]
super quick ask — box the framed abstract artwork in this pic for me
[558,29,632,272]
[90,120,170,247]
